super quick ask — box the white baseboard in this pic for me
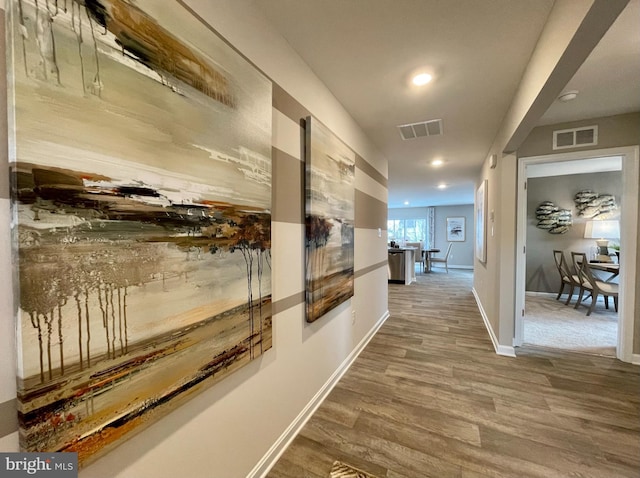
[472,288,516,358]
[248,310,390,478]
[631,354,640,366]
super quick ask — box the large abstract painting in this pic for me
[6,0,272,466]
[305,117,355,323]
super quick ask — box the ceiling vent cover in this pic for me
[553,125,598,150]
[397,119,443,140]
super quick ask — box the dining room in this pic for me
[387,204,475,277]
[521,157,623,357]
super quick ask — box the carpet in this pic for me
[330,461,379,478]
[524,292,617,356]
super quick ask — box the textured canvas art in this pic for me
[7,0,272,466]
[305,117,355,323]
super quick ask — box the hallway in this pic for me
[268,270,640,477]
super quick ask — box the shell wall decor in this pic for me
[535,201,572,234]
[574,190,618,219]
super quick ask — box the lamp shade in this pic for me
[584,220,620,239]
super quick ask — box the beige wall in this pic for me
[519,114,640,355]
[473,0,631,353]
[0,1,389,476]
[519,113,640,157]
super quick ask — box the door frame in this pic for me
[514,146,639,363]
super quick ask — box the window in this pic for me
[387,218,427,244]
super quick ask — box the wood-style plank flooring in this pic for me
[267,270,640,478]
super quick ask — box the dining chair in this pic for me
[552,250,580,305]
[430,243,453,273]
[405,241,424,272]
[570,251,619,316]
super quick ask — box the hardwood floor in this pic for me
[267,270,640,478]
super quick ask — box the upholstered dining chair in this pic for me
[430,243,453,273]
[571,251,619,316]
[552,250,580,305]
[405,241,425,272]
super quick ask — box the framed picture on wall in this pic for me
[6,0,273,466]
[304,116,355,323]
[476,180,488,262]
[446,217,466,242]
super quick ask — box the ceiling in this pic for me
[254,0,640,208]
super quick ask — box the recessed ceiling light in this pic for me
[437,184,447,189]
[431,159,443,167]
[412,73,433,86]
[403,201,410,205]
[558,90,578,102]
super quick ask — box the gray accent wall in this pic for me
[526,171,622,293]
[434,205,475,268]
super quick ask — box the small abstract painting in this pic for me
[304,117,355,323]
[446,217,465,242]
[7,0,272,466]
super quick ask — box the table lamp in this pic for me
[584,220,620,262]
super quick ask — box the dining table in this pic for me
[587,261,619,282]
[423,248,441,273]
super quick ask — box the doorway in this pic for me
[514,146,639,362]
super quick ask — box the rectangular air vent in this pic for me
[553,125,598,150]
[397,119,443,140]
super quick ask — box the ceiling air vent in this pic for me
[553,125,598,150]
[397,119,443,140]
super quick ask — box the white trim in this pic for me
[618,147,639,363]
[516,146,638,363]
[248,310,390,478]
[472,288,516,358]
[497,345,517,357]
[631,354,640,366]
[514,158,527,347]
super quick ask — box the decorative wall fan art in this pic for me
[574,190,618,219]
[535,201,572,234]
